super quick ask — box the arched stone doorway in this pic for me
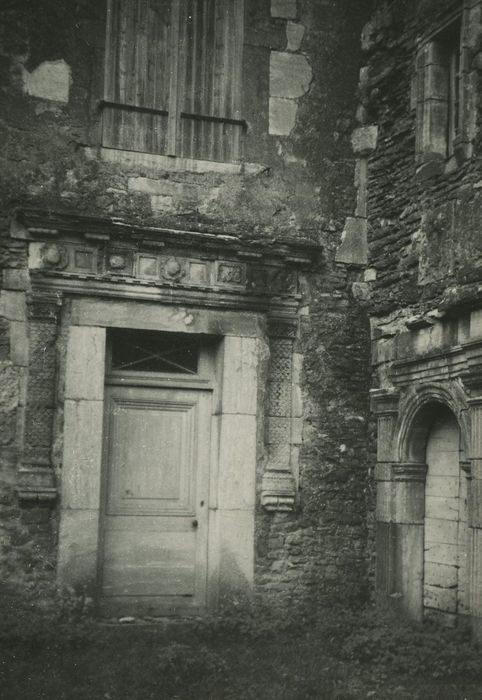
[423,406,469,624]
[374,385,473,625]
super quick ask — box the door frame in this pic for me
[57,298,267,614]
[98,337,215,616]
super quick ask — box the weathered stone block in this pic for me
[217,509,255,597]
[271,0,297,19]
[335,217,368,265]
[394,523,424,621]
[425,517,458,545]
[286,21,305,51]
[57,508,100,588]
[127,177,182,196]
[61,400,104,509]
[269,97,298,135]
[218,414,257,509]
[270,52,312,99]
[9,322,28,367]
[394,481,425,524]
[424,585,457,613]
[222,337,260,416]
[0,291,26,322]
[150,194,175,213]
[2,270,29,291]
[376,480,393,522]
[351,126,378,155]
[64,326,106,401]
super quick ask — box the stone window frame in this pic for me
[414,4,477,177]
[101,0,246,164]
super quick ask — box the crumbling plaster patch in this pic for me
[22,59,71,103]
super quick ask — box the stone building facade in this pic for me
[363,0,482,636]
[0,0,373,617]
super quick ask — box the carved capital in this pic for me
[28,289,63,320]
[461,460,473,478]
[267,317,298,339]
[370,388,400,416]
[461,339,482,394]
[17,467,57,502]
[392,462,428,483]
[261,471,296,512]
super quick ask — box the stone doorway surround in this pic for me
[57,299,266,611]
[371,309,482,638]
[11,208,320,612]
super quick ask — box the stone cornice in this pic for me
[389,338,482,392]
[13,208,323,314]
[11,208,322,266]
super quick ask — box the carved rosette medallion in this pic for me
[161,257,186,282]
[40,243,69,270]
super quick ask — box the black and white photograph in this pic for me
[1,0,482,697]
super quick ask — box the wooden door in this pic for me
[99,385,212,616]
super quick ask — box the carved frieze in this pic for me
[19,208,319,307]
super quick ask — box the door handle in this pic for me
[192,519,198,529]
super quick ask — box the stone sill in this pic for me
[83,146,267,176]
[415,142,472,181]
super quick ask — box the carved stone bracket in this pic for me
[261,471,296,512]
[16,467,57,502]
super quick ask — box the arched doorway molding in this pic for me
[395,382,470,465]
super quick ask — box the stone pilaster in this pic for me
[17,290,62,501]
[377,462,427,620]
[466,396,482,637]
[261,318,298,512]
[370,388,400,463]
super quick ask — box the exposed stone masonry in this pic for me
[0,0,373,615]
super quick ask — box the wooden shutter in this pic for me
[103,0,245,162]
[179,0,245,162]
[103,0,172,154]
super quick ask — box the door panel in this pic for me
[100,385,211,615]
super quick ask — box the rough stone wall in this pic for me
[360,0,482,615]
[362,0,482,324]
[0,0,373,613]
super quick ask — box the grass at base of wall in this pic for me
[1,602,482,699]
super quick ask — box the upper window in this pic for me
[415,18,464,164]
[102,0,245,163]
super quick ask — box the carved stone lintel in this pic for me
[16,467,57,502]
[392,462,428,483]
[261,471,296,512]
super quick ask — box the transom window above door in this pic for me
[109,329,200,374]
[102,0,246,163]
